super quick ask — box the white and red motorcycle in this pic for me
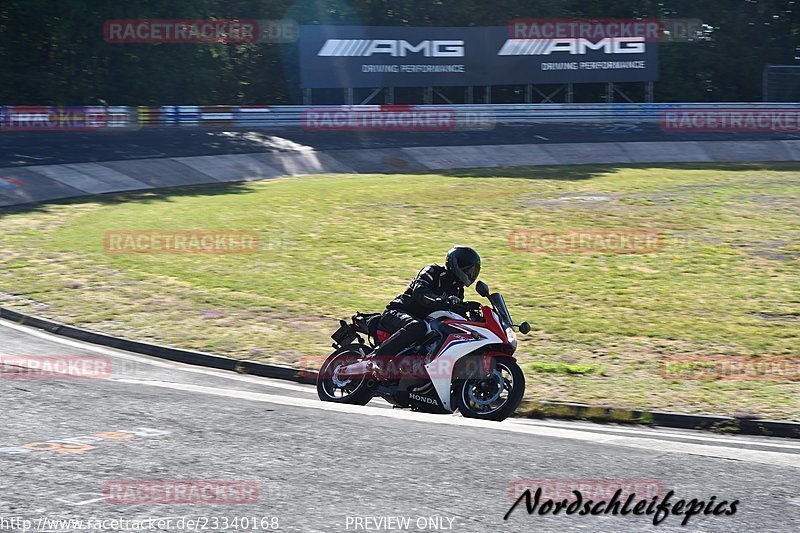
[317,281,530,421]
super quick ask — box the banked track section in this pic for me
[2,139,800,207]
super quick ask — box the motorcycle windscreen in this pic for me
[489,292,512,327]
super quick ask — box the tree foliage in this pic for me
[0,0,797,104]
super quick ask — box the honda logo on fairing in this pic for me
[498,37,645,55]
[409,393,438,405]
[318,39,465,57]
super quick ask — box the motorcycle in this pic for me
[316,280,531,421]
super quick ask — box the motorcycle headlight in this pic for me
[505,326,517,349]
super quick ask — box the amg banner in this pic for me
[299,25,658,88]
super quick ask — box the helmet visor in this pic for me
[460,262,480,286]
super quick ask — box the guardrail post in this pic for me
[525,84,533,104]
[424,87,433,104]
[605,82,614,103]
[566,83,573,103]
[484,86,492,104]
[466,86,473,104]
[646,82,654,103]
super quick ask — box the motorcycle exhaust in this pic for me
[337,360,370,377]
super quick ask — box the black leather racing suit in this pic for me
[373,264,464,358]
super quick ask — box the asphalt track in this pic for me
[2,124,800,168]
[1,318,799,533]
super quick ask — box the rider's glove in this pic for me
[445,295,462,308]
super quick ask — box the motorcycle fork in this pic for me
[481,353,495,375]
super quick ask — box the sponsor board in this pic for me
[299,25,658,88]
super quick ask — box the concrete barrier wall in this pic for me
[1,140,798,208]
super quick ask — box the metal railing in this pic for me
[1,103,799,130]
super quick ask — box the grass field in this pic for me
[1,163,798,419]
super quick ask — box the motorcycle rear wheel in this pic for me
[316,344,373,405]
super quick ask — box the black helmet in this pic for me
[445,246,481,286]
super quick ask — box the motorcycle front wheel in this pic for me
[455,358,525,422]
[316,344,373,405]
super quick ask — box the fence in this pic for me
[1,103,800,130]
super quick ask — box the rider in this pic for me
[367,246,482,372]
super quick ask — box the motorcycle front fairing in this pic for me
[423,307,507,412]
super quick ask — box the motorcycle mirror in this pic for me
[518,322,531,335]
[475,280,490,297]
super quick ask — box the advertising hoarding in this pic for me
[299,25,658,88]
